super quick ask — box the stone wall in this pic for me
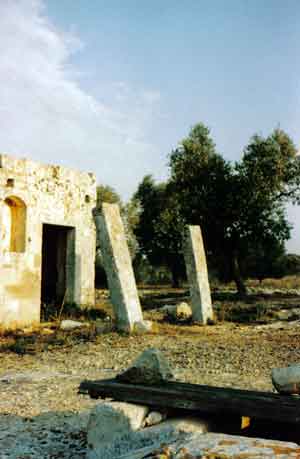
[0,154,96,328]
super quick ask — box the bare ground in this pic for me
[1,288,300,458]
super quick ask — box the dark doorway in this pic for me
[41,224,75,306]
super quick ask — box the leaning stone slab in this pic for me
[183,225,213,324]
[94,203,143,331]
[272,364,300,394]
[116,348,174,385]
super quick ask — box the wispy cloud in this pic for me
[0,0,161,198]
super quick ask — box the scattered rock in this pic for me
[144,411,165,427]
[272,364,300,394]
[134,321,153,334]
[116,348,175,385]
[256,320,300,330]
[162,302,192,321]
[275,310,292,321]
[272,309,300,321]
[60,320,89,331]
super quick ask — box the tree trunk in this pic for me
[171,265,180,288]
[232,253,247,296]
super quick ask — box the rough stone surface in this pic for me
[94,203,143,331]
[88,414,212,459]
[0,154,96,328]
[60,320,89,331]
[145,432,300,458]
[163,302,192,321]
[87,402,149,459]
[272,364,300,394]
[183,225,213,324]
[116,348,175,384]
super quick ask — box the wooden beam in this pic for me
[79,378,300,424]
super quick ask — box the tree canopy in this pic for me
[169,123,300,294]
[133,175,185,287]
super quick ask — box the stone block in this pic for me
[88,411,213,459]
[272,364,300,394]
[162,302,192,321]
[87,401,149,459]
[116,348,175,385]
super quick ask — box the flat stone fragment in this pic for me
[116,348,175,385]
[183,225,213,324]
[145,432,300,458]
[272,364,300,394]
[60,320,88,330]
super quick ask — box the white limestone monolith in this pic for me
[94,203,143,331]
[183,225,213,323]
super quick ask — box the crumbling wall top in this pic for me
[0,153,96,185]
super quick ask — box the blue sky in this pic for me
[1,1,300,251]
[45,0,300,160]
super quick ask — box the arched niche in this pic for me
[3,196,27,253]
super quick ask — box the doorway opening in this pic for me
[41,224,75,308]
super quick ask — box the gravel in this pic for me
[1,319,300,457]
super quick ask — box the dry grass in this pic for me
[245,275,300,290]
[2,278,300,354]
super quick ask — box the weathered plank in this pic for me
[79,378,300,423]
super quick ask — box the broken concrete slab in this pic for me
[94,203,143,332]
[183,225,213,324]
[87,401,149,459]
[116,348,175,385]
[87,413,212,459]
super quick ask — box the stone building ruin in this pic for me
[0,154,96,328]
